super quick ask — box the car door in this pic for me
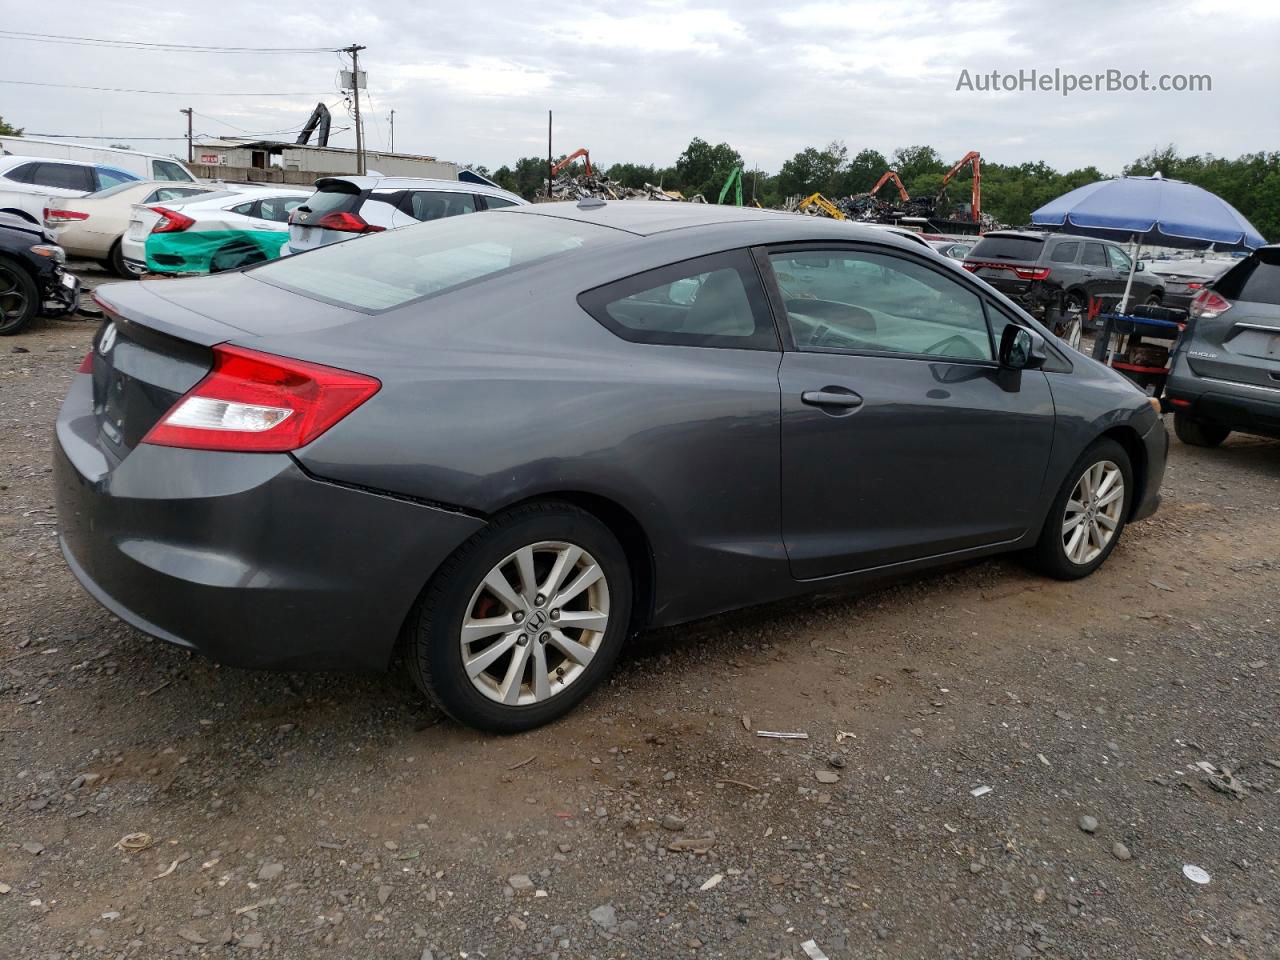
[763,243,1056,579]
[1080,242,1117,306]
[1104,243,1150,303]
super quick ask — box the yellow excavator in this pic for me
[796,193,847,220]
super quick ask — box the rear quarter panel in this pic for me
[264,259,789,627]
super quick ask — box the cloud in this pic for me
[0,0,1273,174]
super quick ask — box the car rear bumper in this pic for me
[54,373,483,671]
[1166,368,1280,439]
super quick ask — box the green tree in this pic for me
[837,148,891,196]
[775,141,848,199]
[674,137,742,199]
[0,115,22,136]
[891,145,945,195]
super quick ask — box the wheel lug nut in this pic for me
[550,609,560,621]
[539,632,550,643]
[535,594,546,606]
[517,634,528,645]
[513,611,525,622]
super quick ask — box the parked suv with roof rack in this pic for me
[285,176,527,255]
[1164,245,1280,446]
[963,230,1165,347]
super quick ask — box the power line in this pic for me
[23,127,351,142]
[0,30,337,53]
[0,79,332,97]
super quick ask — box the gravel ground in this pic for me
[2,285,1279,960]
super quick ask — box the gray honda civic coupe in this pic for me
[55,201,1166,732]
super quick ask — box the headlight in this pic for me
[30,244,67,263]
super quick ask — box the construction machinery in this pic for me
[296,103,332,147]
[795,193,847,220]
[868,169,911,203]
[551,148,592,177]
[718,165,744,206]
[936,150,981,224]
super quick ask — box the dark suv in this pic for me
[964,231,1165,342]
[1165,245,1280,446]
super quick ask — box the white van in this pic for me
[0,137,196,183]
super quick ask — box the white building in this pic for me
[194,139,463,180]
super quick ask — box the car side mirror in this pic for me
[1135,261,1145,272]
[999,325,1048,369]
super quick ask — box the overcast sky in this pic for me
[3,0,1276,175]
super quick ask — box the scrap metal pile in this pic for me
[544,170,705,203]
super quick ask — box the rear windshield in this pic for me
[967,235,1045,262]
[254,212,625,311]
[1214,250,1280,305]
[298,182,363,217]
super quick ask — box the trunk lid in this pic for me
[90,275,363,460]
[1187,251,1280,389]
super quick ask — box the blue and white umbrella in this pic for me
[1031,173,1265,311]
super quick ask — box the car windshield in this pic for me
[255,213,626,311]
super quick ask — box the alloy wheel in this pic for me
[460,541,610,706]
[0,265,30,324]
[1061,460,1124,565]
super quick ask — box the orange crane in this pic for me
[937,151,981,223]
[551,148,592,177]
[868,169,911,203]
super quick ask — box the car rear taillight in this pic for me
[149,206,195,233]
[1189,289,1231,320]
[1185,281,1203,291]
[78,351,94,374]
[1011,266,1051,281]
[313,211,384,234]
[141,345,381,453]
[44,208,90,225]
[961,260,1048,281]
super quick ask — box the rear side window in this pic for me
[967,235,1044,261]
[4,162,39,184]
[256,211,622,312]
[146,186,207,203]
[32,162,94,191]
[152,159,192,182]
[1049,241,1079,263]
[579,251,777,350]
[230,201,257,216]
[96,167,136,190]
[1081,243,1108,267]
[1215,251,1280,305]
[483,196,519,210]
[408,191,477,221]
[259,196,304,222]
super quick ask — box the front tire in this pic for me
[1029,438,1132,580]
[405,502,631,733]
[1173,412,1229,448]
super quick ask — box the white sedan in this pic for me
[121,186,310,276]
[45,180,216,277]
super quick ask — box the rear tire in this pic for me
[0,257,39,335]
[108,239,141,280]
[1028,438,1132,580]
[1173,412,1229,448]
[405,502,632,733]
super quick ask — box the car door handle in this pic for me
[802,389,863,409]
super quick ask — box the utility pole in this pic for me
[343,44,367,175]
[389,109,395,154]
[546,109,552,199]
[179,107,193,163]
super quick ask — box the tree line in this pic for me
[481,139,1279,241]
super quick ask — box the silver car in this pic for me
[286,176,527,253]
